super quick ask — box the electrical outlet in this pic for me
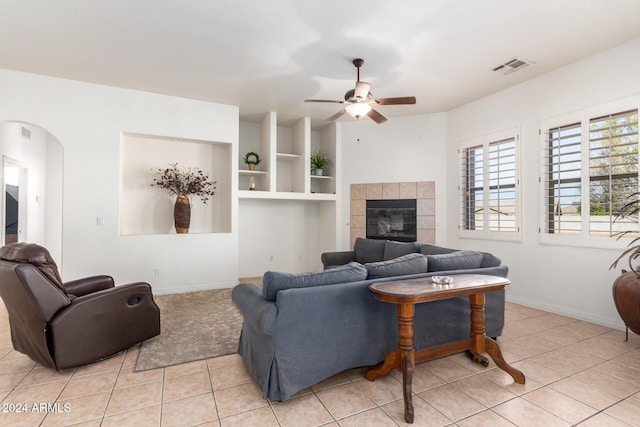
[269,255,274,262]
[154,268,160,277]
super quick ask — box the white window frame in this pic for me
[459,126,522,242]
[539,96,640,249]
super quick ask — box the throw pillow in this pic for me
[419,244,459,256]
[480,252,502,268]
[354,238,386,264]
[365,253,428,279]
[261,262,368,301]
[427,250,483,272]
[383,241,420,260]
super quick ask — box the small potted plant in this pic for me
[243,152,261,171]
[151,163,216,233]
[310,150,333,176]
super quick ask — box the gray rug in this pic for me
[136,288,243,371]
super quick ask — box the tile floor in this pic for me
[1,300,640,426]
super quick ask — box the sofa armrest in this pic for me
[232,283,277,334]
[321,251,356,269]
[63,275,114,297]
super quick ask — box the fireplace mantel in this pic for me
[350,182,435,248]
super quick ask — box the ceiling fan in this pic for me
[304,58,416,124]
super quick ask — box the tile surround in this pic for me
[350,181,436,248]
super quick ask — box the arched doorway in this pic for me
[0,121,63,263]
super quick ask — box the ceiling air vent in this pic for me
[492,57,533,75]
[20,125,31,140]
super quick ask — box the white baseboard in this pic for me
[153,280,238,295]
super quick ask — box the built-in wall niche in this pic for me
[120,132,231,235]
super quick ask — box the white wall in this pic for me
[0,69,239,294]
[339,113,449,249]
[446,37,640,329]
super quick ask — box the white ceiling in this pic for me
[2,0,640,129]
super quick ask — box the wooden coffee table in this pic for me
[366,274,525,423]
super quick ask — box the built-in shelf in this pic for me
[238,170,268,176]
[276,152,302,161]
[310,175,333,180]
[239,189,336,201]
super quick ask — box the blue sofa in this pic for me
[232,239,507,401]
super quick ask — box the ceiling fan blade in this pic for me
[354,81,371,99]
[304,99,344,104]
[367,108,388,124]
[325,110,346,123]
[375,96,417,105]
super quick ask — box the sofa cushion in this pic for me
[354,238,386,263]
[480,252,502,268]
[427,250,483,272]
[419,244,459,256]
[365,253,428,279]
[262,262,368,301]
[383,241,420,260]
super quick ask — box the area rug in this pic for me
[135,288,243,371]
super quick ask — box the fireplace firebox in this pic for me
[366,199,417,242]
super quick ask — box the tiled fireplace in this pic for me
[350,181,436,248]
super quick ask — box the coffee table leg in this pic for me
[402,354,415,423]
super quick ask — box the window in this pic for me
[459,128,520,240]
[541,101,639,246]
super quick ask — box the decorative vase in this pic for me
[612,270,640,340]
[313,168,323,176]
[248,164,255,171]
[174,193,191,233]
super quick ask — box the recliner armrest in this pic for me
[321,251,356,269]
[64,275,114,297]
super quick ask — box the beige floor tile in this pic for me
[338,407,397,426]
[478,368,544,396]
[493,397,571,426]
[115,366,164,389]
[390,362,446,392]
[207,353,242,371]
[0,370,29,393]
[571,367,639,398]
[0,408,48,427]
[381,395,452,426]
[43,392,110,426]
[604,392,640,426]
[499,334,563,358]
[567,335,639,359]
[310,372,352,392]
[418,384,485,421]
[510,359,566,385]
[101,404,161,427]
[163,371,212,402]
[530,347,605,376]
[451,375,518,407]
[550,377,621,410]
[164,359,207,379]
[423,357,476,382]
[17,366,74,388]
[523,386,598,425]
[316,382,376,419]
[5,379,67,404]
[457,409,516,427]
[73,353,125,377]
[0,354,37,374]
[576,411,634,426]
[354,374,404,405]
[162,392,218,426]
[105,380,162,415]
[219,404,278,427]
[210,361,253,390]
[271,393,333,427]
[215,382,268,418]
[593,359,640,387]
[59,369,119,400]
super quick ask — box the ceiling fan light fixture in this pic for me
[345,102,372,119]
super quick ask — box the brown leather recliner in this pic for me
[0,242,160,370]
